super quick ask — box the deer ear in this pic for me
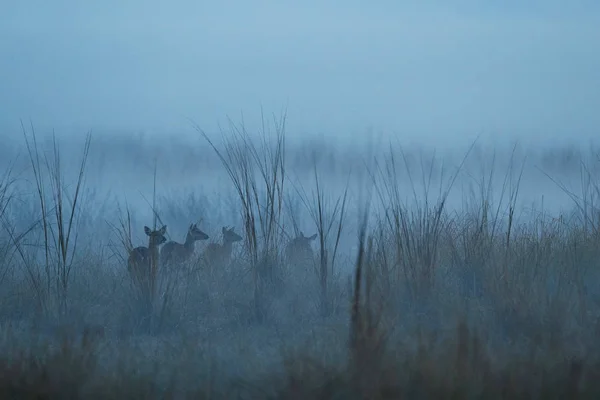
[144,226,151,235]
[222,226,227,234]
[299,231,305,237]
[308,234,317,241]
[160,225,167,234]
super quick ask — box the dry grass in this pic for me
[1,120,600,398]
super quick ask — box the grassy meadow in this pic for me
[0,119,600,399]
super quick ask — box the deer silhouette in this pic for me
[203,226,243,268]
[127,225,167,281]
[285,231,317,267]
[160,223,209,267]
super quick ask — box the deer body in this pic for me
[285,232,318,267]
[160,223,209,266]
[203,226,243,268]
[127,225,167,280]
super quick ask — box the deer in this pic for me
[203,226,243,268]
[285,231,318,267]
[160,223,210,267]
[127,225,167,281]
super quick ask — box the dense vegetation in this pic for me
[0,120,599,398]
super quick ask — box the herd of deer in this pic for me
[127,223,318,279]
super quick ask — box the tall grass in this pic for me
[291,156,350,317]
[0,161,18,288]
[194,112,287,322]
[11,123,92,319]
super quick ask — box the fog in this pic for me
[1,1,599,148]
[2,1,600,241]
[1,1,599,228]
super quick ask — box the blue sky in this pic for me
[1,1,599,148]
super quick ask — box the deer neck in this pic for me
[184,232,196,250]
[221,240,233,256]
[148,238,160,260]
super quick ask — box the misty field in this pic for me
[1,120,600,399]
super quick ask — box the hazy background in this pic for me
[1,1,599,232]
[1,0,599,147]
